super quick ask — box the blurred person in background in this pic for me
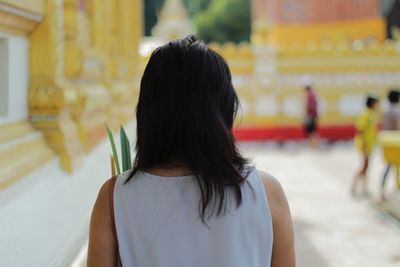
[304,84,319,148]
[87,35,295,267]
[380,89,400,202]
[352,95,380,197]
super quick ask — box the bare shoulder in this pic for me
[93,178,113,213]
[90,178,115,233]
[87,178,117,267]
[259,170,295,267]
[259,170,287,207]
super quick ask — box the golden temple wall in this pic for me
[253,0,380,24]
[0,0,44,15]
[210,41,400,128]
[242,0,399,128]
[0,0,53,189]
[0,0,142,186]
[29,0,142,173]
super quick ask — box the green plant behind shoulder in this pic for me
[106,125,132,175]
[120,126,132,171]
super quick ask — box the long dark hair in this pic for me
[126,35,250,222]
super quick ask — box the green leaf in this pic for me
[105,125,121,175]
[120,126,132,172]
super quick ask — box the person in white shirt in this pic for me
[381,89,400,201]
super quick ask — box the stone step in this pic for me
[0,121,37,145]
[0,122,54,190]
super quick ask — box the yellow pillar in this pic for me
[29,0,84,173]
[0,0,56,190]
[105,0,142,127]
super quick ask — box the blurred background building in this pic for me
[0,0,400,266]
[0,0,142,265]
[234,0,400,140]
[1,0,142,184]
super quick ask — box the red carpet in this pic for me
[234,125,355,141]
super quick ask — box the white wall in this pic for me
[0,38,8,116]
[0,32,29,125]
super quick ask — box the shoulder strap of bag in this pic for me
[109,176,122,267]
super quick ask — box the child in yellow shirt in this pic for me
[351,95,379,196]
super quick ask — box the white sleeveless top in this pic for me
[114,168,273,267]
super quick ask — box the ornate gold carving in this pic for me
[29,0,142,173]
[29,0,84,173]
[204,39,400,127]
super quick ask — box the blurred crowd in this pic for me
[303,86,400,202]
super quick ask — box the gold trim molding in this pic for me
[0,120,36,144]
[0,2,43,35]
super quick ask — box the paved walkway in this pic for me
[240,141,400,267]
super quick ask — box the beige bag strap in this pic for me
[109,176,122,267]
